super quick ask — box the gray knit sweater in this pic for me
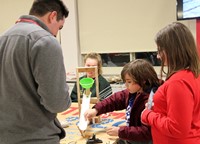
[0,15,71,144]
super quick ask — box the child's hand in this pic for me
[106,126,119,136]
[141,109,149,125]
[141,103,154,126]
[84,108,98,120]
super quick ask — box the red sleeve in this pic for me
[145,80,194,138]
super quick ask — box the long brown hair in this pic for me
[155,22,200,79]
[121,59,160,92]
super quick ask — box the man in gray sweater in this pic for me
[0,0,71,143]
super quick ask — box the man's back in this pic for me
[0,15,71,144]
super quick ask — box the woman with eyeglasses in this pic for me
[141,22,200,144]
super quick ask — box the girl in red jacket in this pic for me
[84,59,160,144]
[141,22,200,144]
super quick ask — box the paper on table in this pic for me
[78,92,91,130]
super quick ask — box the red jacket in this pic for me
[94,89,152,141]
[142,70,200,144]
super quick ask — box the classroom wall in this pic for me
[77,0,196,53]
[0,0,197,75]
[1,1,31,33]
[77,0,177,53]
[61,0,80,74]
[0,0,80,74]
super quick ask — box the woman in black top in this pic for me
[70,53,112,102]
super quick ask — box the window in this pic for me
[99,52,160,67]
[100,53,130,67]
[135,52,161,66]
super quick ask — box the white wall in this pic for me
[62,0,80,74]
[0,0,197,75]
[77,0,177,53]
[0,0,31,33]
[0,0,80,75]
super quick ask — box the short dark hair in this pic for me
[121,59,160,92]
[29,0,69,21]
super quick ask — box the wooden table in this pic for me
[57,103,126,144]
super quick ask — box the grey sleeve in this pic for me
[70,83,78,102]
[30,36,71,113]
